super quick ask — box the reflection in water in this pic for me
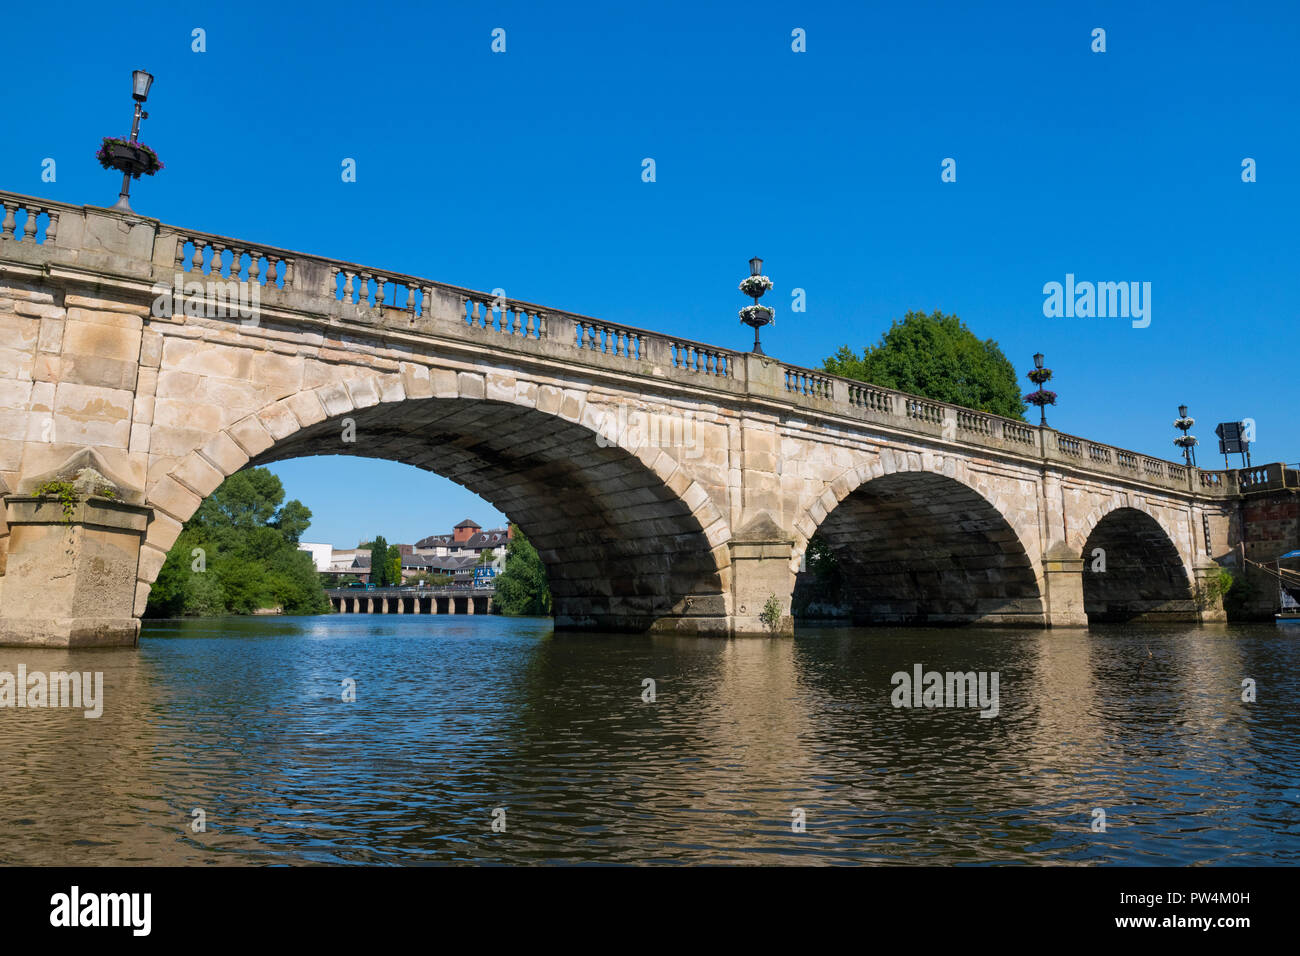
[0,616,1296,865]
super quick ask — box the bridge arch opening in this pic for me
[1080,508,1194,622]
[794,471,1044,626]
[143,392,729,634]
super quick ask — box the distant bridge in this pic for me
[0,188,1289,646]
[325,587,493,616]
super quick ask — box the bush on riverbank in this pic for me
[492,525,552,616]
[146,468,329,617]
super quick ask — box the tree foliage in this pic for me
[147,468,329,617]
[408,572,453,587]
[824,310,1027,421]
[492,525,552,616]
[369,535,392,587]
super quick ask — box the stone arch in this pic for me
[1072,496,1188,562]
[1078,505,1195,622]
[134,370,732,633]
[792,452,1045,626]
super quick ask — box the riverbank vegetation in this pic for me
[492,525,552,616]
[146,468,328,617]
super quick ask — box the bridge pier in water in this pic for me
[0,189,1276,646]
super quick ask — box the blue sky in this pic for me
[5,1,1296,547]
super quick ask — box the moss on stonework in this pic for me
[32,471,121,523]
[33,480,79,523]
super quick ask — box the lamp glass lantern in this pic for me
[132,70,154,102]
[1033,352,1044,370]
[749,257,763,277]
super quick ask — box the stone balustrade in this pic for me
[669,340,734,377]
[0,188,1249,499]
[0,196,61,245]
[1236,462,1300,493]
[784,366,832,399]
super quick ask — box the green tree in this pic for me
[368,536,389,586]
[386,545,403,586]
[145,467,329,617]
[824,310,1027,420]
[493,525,552,616]
[273,500,312,544]
[413,572,454,587]
[190,467,284,531]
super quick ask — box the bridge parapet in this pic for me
[1236,462,1300,494]
[0,188,1243,501]
[774,354,1237,498]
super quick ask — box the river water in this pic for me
[0,616,1296,865]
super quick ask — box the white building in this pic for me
[298,542,334,572]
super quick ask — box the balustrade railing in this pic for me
[1235,464,1291,491]
[0,187,1254,499]
[573,319,643,358]
[462,292,546,340]
[1004,422,1035,445]
[957,409,994,437]
[174,234,295,290]
[848,383,893,414]
[0,197,59,245]
[784,367,832,398]
[904,397,944,426]
[670,341,733,376]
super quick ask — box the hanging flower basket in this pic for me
[1027,367,1053,385]
[1024,389,1057,406]
[739,275,773,298]
[739,304,775,325]
[96,136,164,179]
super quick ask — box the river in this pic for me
[0,616,1295,865]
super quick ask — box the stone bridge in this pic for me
[325,587,494,616]
[0,189,1271,646]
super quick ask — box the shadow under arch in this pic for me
[794,470,1044,626]
[1080,507,1194,623]
[140,381,730,634]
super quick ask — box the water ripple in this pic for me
[0,617,1295,864]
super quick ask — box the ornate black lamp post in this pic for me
[738,256,774,355]
[98,70,163,213]
[1025,352,1057,426]
[1174,404,1198,466]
